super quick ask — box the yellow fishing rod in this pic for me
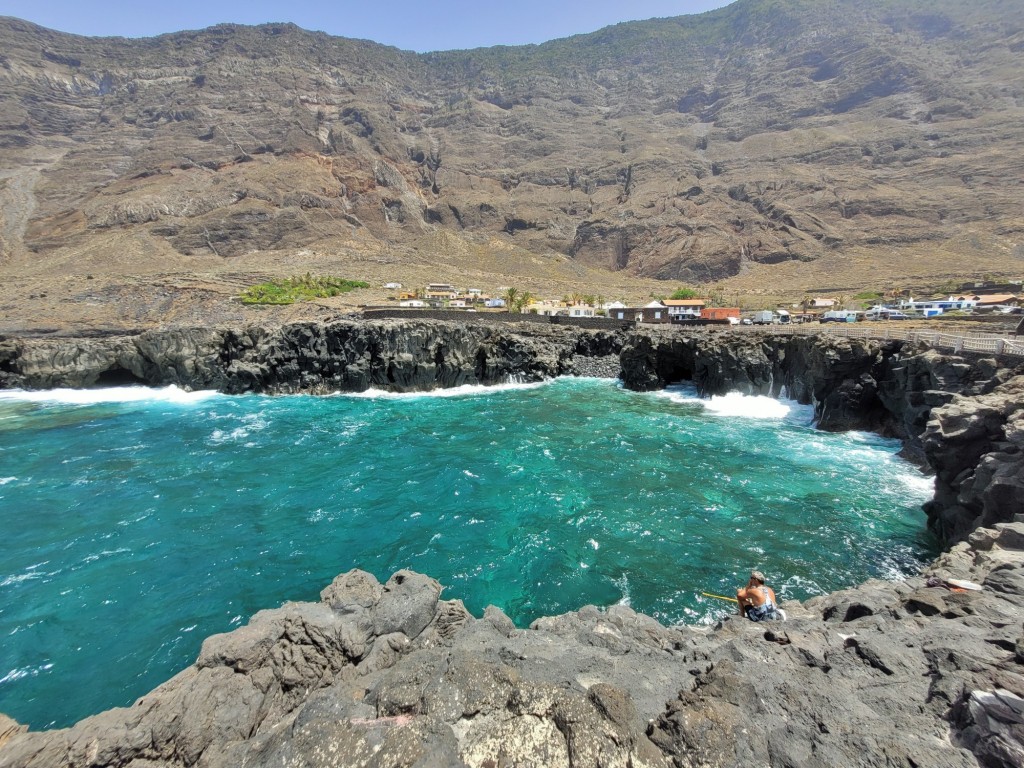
[701,591,738,603]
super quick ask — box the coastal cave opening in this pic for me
[659,357,695,387]
[665,369,694,385]
[93,365,148,387]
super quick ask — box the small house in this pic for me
[662,298,705,320]
[425,283,457,300]
[567,305,596,318]
[523,300,565,316]
[701,307,741,323]
[970,293,1019,308]
[804,298,836,310]
[610,303,671,324]
[900,296,978,316]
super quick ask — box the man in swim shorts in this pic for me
[736,570,780,621]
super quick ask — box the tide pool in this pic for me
[0,378,936,728]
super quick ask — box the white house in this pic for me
[662,298,705,320]
[806,298,837,309]
[485,298,506,308]
[567,304,596,318]
[384,282,402,290]
[523,300,564,316]
[425,283,457,300]
[899,296,978,316]
[399,299,426,308]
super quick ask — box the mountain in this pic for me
[0,0,1022,329]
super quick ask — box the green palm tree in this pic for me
[503,287,519,312]
[515,291,534,313]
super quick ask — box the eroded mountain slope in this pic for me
[0,0,1021,330]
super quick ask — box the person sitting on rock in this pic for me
[736,570,780,621]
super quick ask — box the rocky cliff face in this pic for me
[923,378,1024,544]
[0,320,623,393]
[0,0,1022,301]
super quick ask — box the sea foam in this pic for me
[0,385,218,406]
[339,379,550,400]
[658,385,814,422]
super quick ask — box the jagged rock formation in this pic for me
[0,0,1022,307]
[0,320,623,393]
[2,527,1024,768]
[924,378,1024,544]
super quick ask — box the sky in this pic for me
[3,0,737,52]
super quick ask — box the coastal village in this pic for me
[383,281,1024,325]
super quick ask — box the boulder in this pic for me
[373,570,443,639]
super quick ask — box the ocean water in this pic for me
[0,378,936,729]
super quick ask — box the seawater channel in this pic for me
[0,377,937,728]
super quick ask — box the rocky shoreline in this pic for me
[1,320,1023,767]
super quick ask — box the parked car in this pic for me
[741,317,753,325]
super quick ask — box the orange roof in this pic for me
[662,299,706,307]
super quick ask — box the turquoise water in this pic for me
[0,378,935,729]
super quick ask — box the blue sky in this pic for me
[4,0,737,52]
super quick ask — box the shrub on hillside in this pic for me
[240,274,370,305]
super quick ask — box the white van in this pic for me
[822,310,859,323]
[864,307,911,321]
